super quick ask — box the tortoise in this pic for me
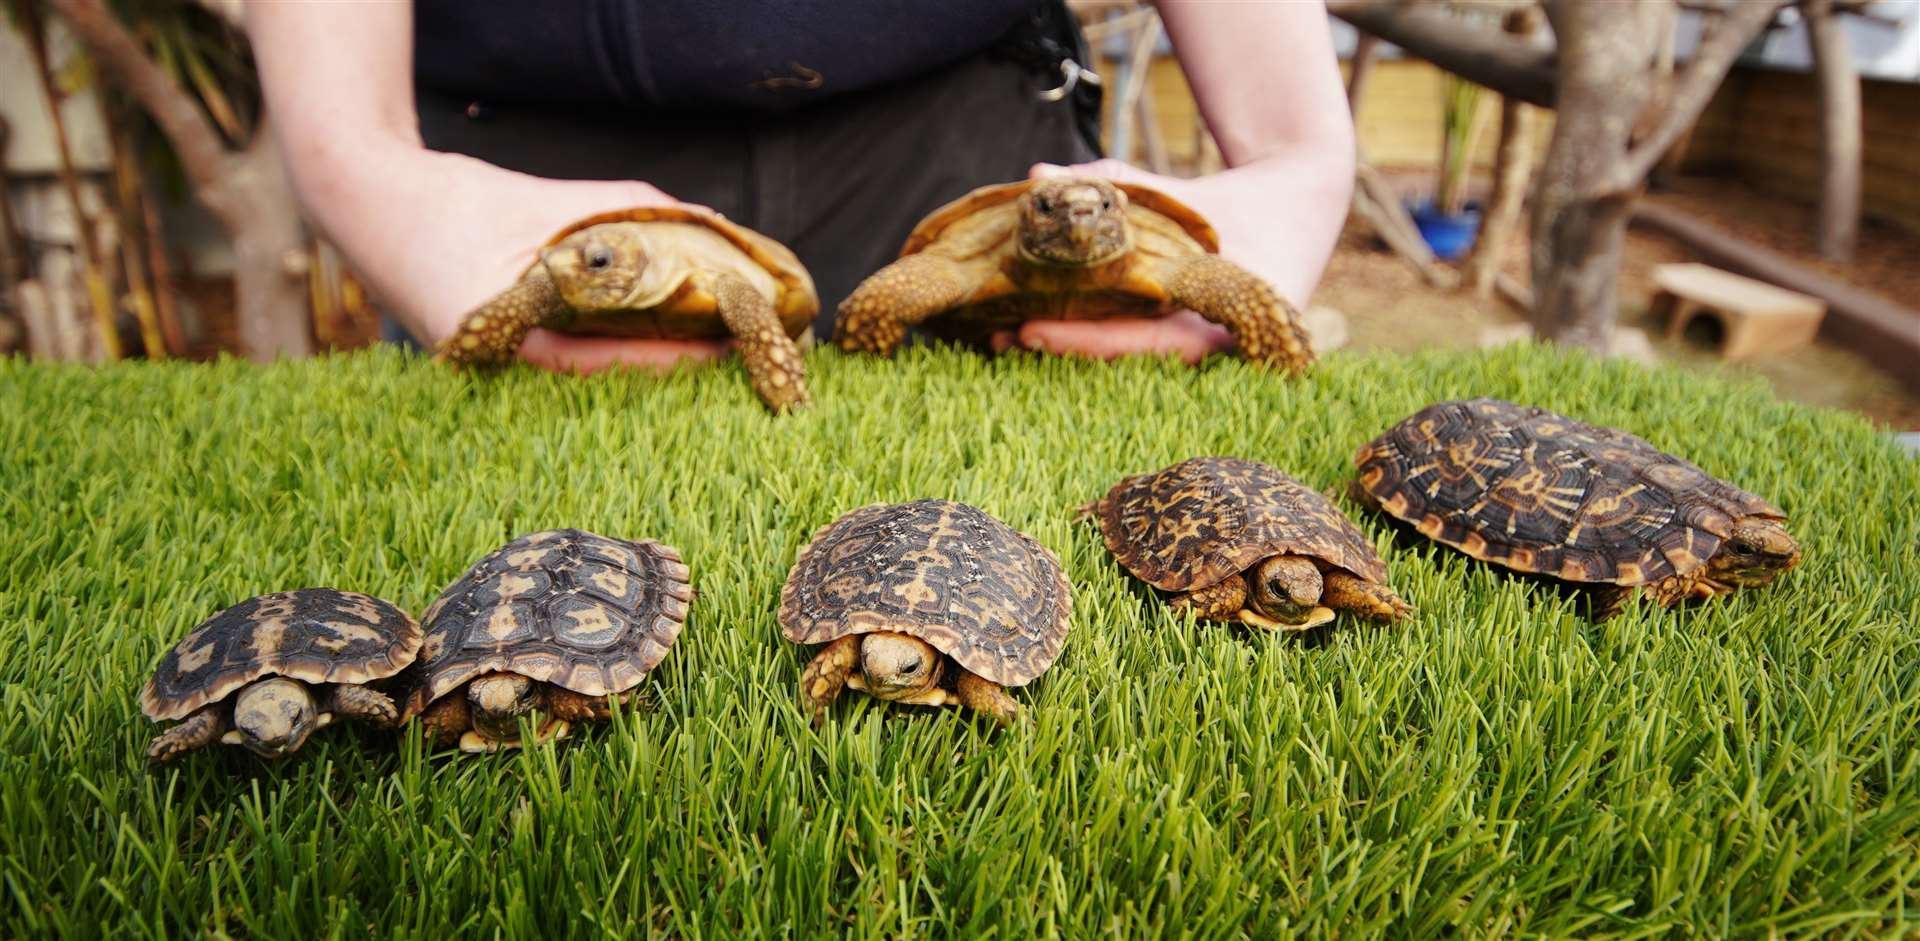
[1083,457,1412,630]
[780,499,1073,727]
[398,528,692,752]
[834,176,1314,373]
[436,206,816,412]
[141,589,420,764]
[1352,398,1802,620]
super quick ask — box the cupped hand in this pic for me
[349,150,730,374]
[993,157,1319,364]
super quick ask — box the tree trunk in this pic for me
[1804,0,1861,261]
[49,0,313,360]
[1463,8,1540,298]
[215,127,312,360]
[1529,2,1666,352]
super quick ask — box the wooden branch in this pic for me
[1347,32,1381,113]
[1463,6,1540,298]
[1326,1,1558,108]
[1804,0,1861,261]
[48,0,235,220]
[1605,0,1790,195]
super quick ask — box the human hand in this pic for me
[995,157,1327,364]
[334,149,730,374]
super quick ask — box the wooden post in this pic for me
[1804,0,1861,261]
[1462,6,1540,299]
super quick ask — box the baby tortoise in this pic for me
[437,206,816,412]
[141,589,420,763]
[780,500,1072,727]
[835,176,1313,374]
[1084,457,1411,630]
[398,529,692,752]
[1353,398,1801,620]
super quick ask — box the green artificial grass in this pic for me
[1,344,1916,939]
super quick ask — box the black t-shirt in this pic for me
[415,0,1044,110]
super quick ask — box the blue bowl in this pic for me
[1409,201,1483,260]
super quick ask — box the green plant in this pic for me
[1,346,1915,938]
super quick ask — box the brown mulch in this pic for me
[1314,171,1920,431]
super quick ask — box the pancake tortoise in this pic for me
[780,499,1073,727]
[436,206,816,412]
[835,176,1313,374]
[141,589,421,763]
[398,528,693,752]
[1085,456,1412,629]
[1352,397,1801,620]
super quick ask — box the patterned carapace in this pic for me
[1090,456,1391,592]
[399,528,692,718]
[141,589,421,721]
[779,500,1072,687]
[1354,398,1786,585]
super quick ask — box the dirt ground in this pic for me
[1318,174,1920,430]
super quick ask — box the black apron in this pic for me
[405,1,1102,340]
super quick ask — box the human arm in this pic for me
[1011,0,1356,362]
[243,2,727,371]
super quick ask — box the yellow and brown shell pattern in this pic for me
[1090,456,1391,592]
[1354,398,1786,586]
[141,589,421,721]
[398,529,692,719]
[779,500,1072,688]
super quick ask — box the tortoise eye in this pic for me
[1727,539,1757,556]
[901,658,923,675]
[1036,196,1053,214]
[1101,197,1112,210]
[585,246,614,271]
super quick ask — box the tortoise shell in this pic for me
[779,500,1073,687]
[899,179,1220,257]
[141,589,421,721]
[1091,457,1391,592]
[398,529,693,718]
[533,206,817,339]
[1354,398,1786,586]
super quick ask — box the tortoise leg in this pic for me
[1322,572,1414,621]
[545,686,642,722]
[1645,571,1732,609]
[1169,576,1248,623]
[835,254,979,355]
[709,272,810,413]
[414,694,471,749]
[799,635,861,725]
[433,269,569,366]
[1156,254,1314,374]
[146,705,229,765]
[954,672,1024,727]
[1589,585,1638,621]
[326,685,399,726]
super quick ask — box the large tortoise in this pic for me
[780,500,1073,727]
[141,589,420,763]
[1084,457,1411,630]
[834,177,1314,373]
[1353,398,1802,619]
[398,529,693,752]
[437,207,816,412]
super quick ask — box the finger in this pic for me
[1029,159,1150,183]
[517,329,732,375]
[989,329,1019,353]
[1018,313,1232,365]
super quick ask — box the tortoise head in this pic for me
[858,633,944,701]
[222,677,328,759]
[1017,178,1132,267]
[540,223,656,312]
[467,672,542,743]
[1705,517,1801,587]
[1247,556,1336,629]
